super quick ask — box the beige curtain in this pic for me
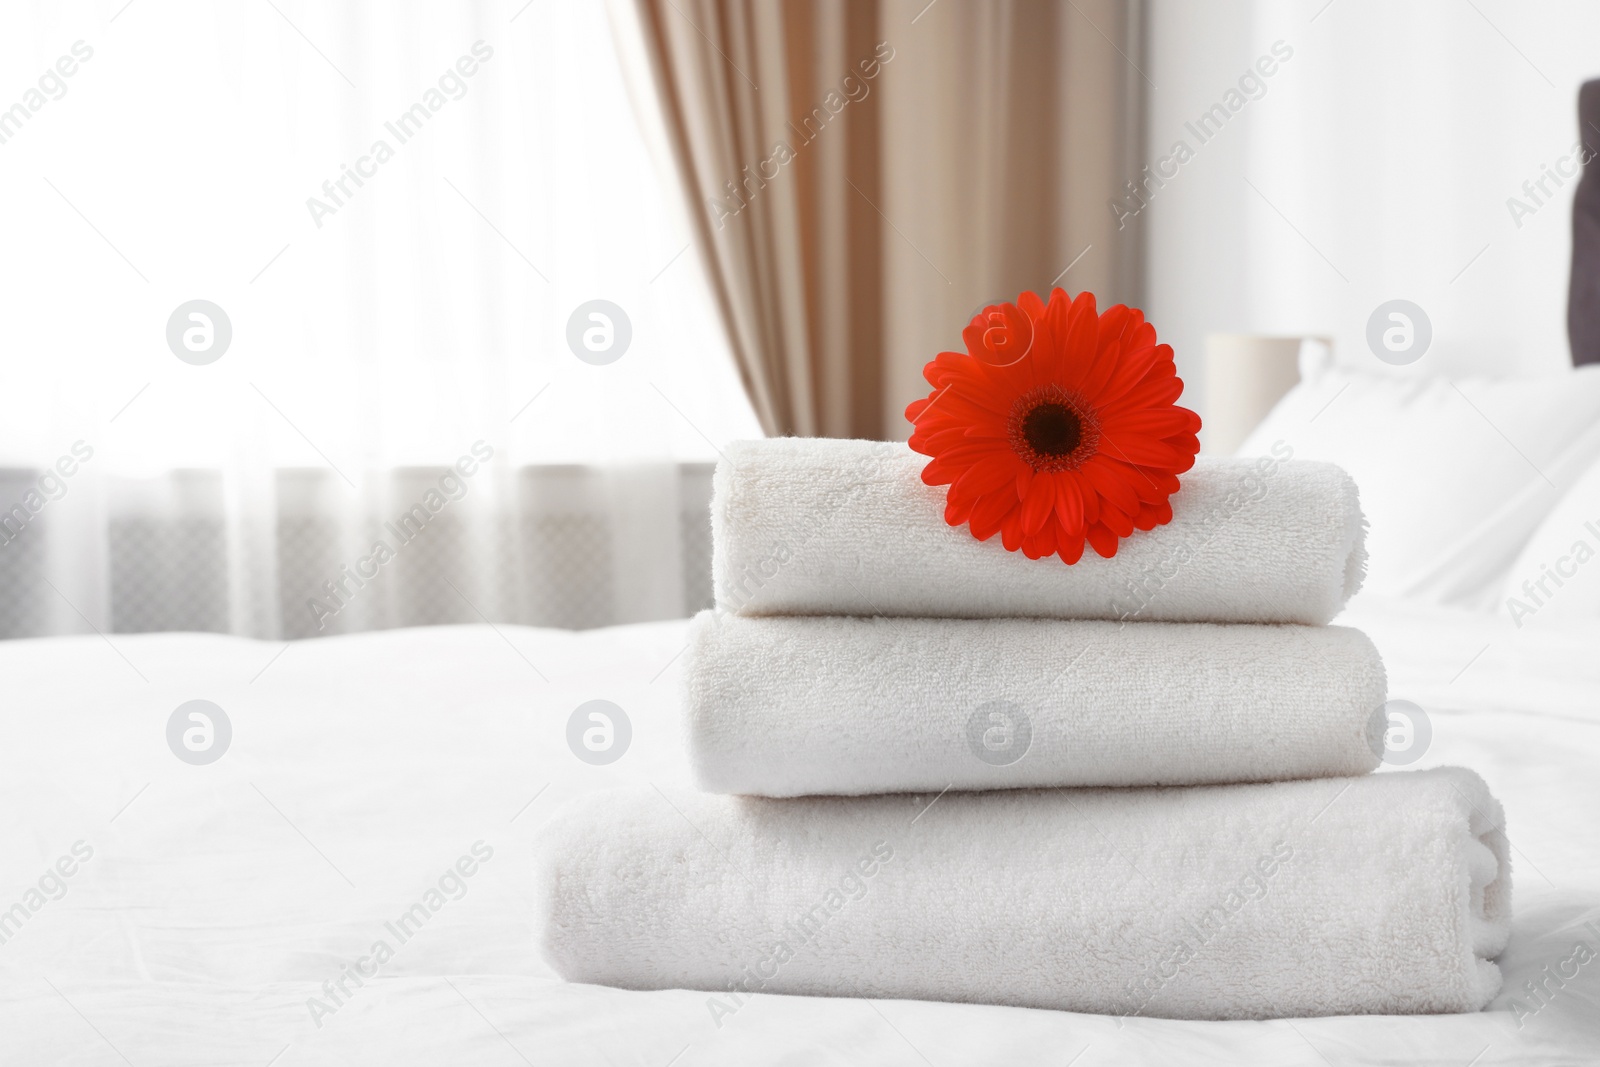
[631,0,1145,440]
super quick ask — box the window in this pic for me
[0,0,759,473]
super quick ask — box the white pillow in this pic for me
[1498,449,1600,627]
[1236,343,1600,607]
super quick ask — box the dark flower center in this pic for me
[1007,386,1099,473]
[1021,402,1082,457]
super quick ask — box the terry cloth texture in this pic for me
[683,611,1387,796]
[711,438,1366,625]
[532,768,1510,1020]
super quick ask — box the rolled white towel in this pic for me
[533,768,1511,1020]
[712,438,1365,625]
[683,611,1387,796]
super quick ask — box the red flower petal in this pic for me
[1098,433,1189,469]
[1061,291,1099,377]
[905,291,1199,562]
[1096,344,1164,406]
[1082,457,1141,517]
[1052,472,1085,540]
[1100,503,1136,538]
[1086,523,1120,558]
[1100,407,1203,437]
[1019,471,1057,536]
[1042,289,1074,353]
[1135,500,1173,530]
[965,302,1036,366]
[1165,435,1201,464]
[1058,530,1086,565]
[1101,374,1185,417]
[970,491,1016,541]
[1014,464,1034,501]
[1000,511,1025,552]
[1021,520,1057,560]
[948,456,1018,510]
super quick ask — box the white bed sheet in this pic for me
[0,599,1596,1066]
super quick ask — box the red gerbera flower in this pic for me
[904,289,1200,563]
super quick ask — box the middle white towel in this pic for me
[684,611,1387,796]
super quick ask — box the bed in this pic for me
[0,591,1596,1066]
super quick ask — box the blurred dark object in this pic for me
[1570,80,1600,366]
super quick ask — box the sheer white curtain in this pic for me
[0,0,759,638]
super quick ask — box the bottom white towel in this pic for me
[533,768,1511,1020]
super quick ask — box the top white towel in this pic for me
[712,438,1365,625]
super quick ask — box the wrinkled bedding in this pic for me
[0,597,1595,1065]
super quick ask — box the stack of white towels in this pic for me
[534,438,1513,1020]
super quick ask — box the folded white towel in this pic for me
[712,438,1365,625]
[683,611,1387,796]
[533,768,1510,1020]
